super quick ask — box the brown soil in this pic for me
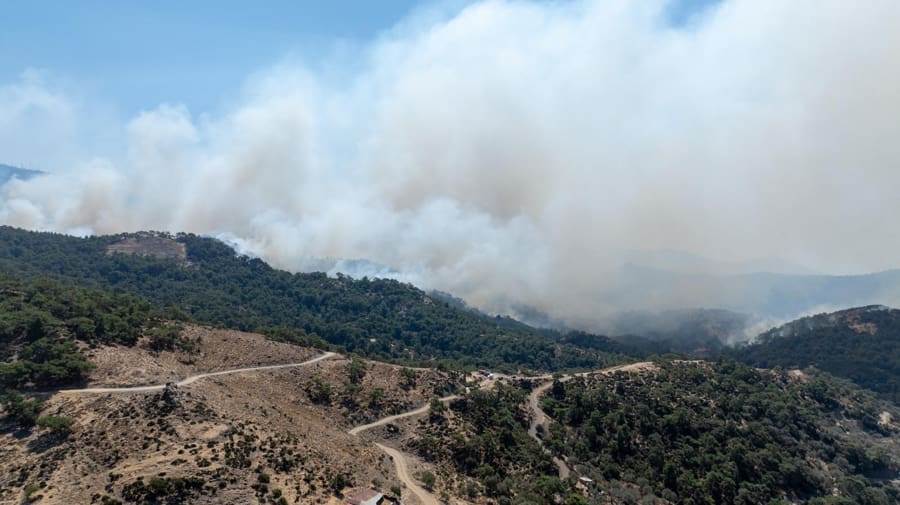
[0,326,461,505]
[105,235,188,262]
[86,325,319,387]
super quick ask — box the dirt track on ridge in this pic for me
[57,352,336,395]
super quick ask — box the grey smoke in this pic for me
[2,0,900,330]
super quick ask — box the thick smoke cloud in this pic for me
[2,0,900,328]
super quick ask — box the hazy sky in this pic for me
[1,0,898,324]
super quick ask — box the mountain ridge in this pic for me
[733,305,900,403]
[0,226,638,372]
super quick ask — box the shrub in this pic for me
[147,325,189,352]
[420,471,436,490]
[122,476,205,502]
[2,392,43,426]
[36,415,75,435]
[347,357,367,384]
[307,377,333,404]
[23,483,40,499]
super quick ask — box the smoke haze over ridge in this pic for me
[2,0,900,328]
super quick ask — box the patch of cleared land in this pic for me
[105,235,187,262]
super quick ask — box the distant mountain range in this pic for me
[605,263,900,320]
[499,261,900,349]
[624,248,821,275]
[0,163,44,185]
[295,248,900,344]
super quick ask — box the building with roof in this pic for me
[345,488,384,505]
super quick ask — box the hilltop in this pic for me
[104,232,189,263]
[0,275,464,503]
[732,306,900,403]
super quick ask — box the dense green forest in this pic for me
[0,275,166,388]
[2,227,899,398]
[0,226,637,371]
[414,385,583,505]
[732,306,900,403]
[540,361,899,504]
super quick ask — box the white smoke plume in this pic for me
[2,0,900,328]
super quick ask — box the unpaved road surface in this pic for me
[527,380,571,478]
[349,394,464,504]
[57,352,337,395]
[348,394,459,436]
[375,443,439,505]
[527,361,655,479]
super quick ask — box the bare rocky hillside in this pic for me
[0,326,461,505]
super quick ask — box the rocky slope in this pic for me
[0,326,460,505]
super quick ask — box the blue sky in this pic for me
[1,0,718,115]
[0,0,431,114]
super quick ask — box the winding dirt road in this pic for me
[526,361,655,479]
[348,395,461,504]
[527,380,571,478]
[348,394,459,436]
[55,349,651,500]
[56,352,337,395]
[55,348,442,502]
[375,443,439,505]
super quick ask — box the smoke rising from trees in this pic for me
[2,0,899,327]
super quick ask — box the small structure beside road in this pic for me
[345,488,384,505]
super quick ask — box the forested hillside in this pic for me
[0,226,635,371]
[540,361,899,504]
[0,275,169,388]
[0,275,185,430]
[413,385,581,505]
[732,306,900,403]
